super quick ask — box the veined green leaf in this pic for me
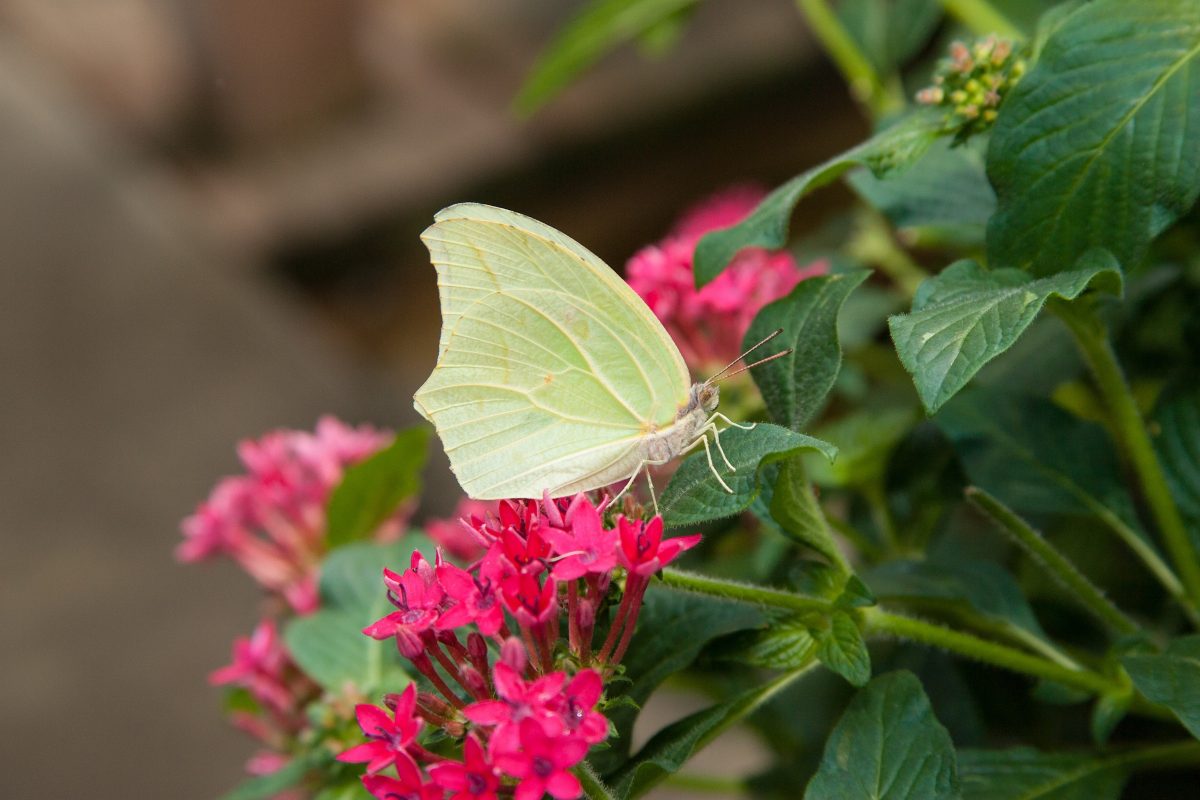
[695,111,945,286]
[326,427,428,549]
[957,747,1127,800]
[770,457,843,567]
[660,423,836,528]
[889,257,1122,413]
[805,671,960,799]
[745,270,870,431]
[987,0,1200,275]
[1122,635,1200,739]
[1153,382,1200,519]
[515,0,699,113]
[813,610,872,687]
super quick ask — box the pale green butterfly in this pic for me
[413,203,786,508]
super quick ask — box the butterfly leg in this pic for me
[706,423,736,472]
[710,412,756,431]
[611,455,674,513]
[697,431,734,493]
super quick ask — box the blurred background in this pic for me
[0,1,866,797]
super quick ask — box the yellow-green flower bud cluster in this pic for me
[916,35,1025,138]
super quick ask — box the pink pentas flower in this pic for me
[494,718,588,800]
[617,515,702,576]
[544,494,619,581]
[464,662,565,753]
[178,416,400,612]
[499,526,551,576]
[502,573,558,627]
[209,619,295,716]
[436,556,506,637]
[626,185,827,374]
[365,554,446,655]
[546,669,608,745]
[338,685,423,774]
[428,735,501,800]
[427,498,495,561]
[361,751,442,800]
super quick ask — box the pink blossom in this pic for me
[364,554,446,656]
[498,526,551,576]
[427,498,495,561]
[338,685,423,774]
[209,619,295,716]
[494,719,588,800]
[428,735,501,800]
[178,416,398,612]
[546,669,608,745]
[544,494,618,581]
[501,573,558,627]
[361,751,441,800]
[436,556,506,637]
[626,186,827,374]
[617,515,702,576]
[464,662,565,753]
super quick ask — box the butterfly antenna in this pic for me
[704,328,785,386]
[716,348,793,381]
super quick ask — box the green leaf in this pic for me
[805,671,960,799]
[848,138,995,247]
[987,0,1200,275]
[660,423,836,528]
[888,258,1122,413]
[837,576,877,609]
[695,111,945,286]
[1153,382,1200,519]
[936,388,1148,532]
[1090,692,1129,746]
[865,557,1050,643]
[285,538,434,693]
[717,615,819,670]
[612,670,809,799]
[957,747,1127,800]
[770,457,843,566]
[806,406,916,489]
[219,752,328,800]
[744,270,870,430]
[837,0,942,77]
[326,427,428,549]
[514,0,698,114]
[591,588,763,775]
[1122,635,1200,739]
[814,610,872,687]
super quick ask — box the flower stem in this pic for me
[937,0,1023,39]
[659,568,834,613]
[1052,298,1200,618]
[966,487,1140,636]
[864,608,1118,696]
[576,760,616,800]
[793,0,901,118]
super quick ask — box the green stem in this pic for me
[865,608,1118,696]
[967,487,1140,636]
[664,773,748,795]
[937,0,1023,39]
[1052,299,1200,616]
[577,761,616,800]
[660,568,833,613]
[794,0,900,117]
[849,209,930,299]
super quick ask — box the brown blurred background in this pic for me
[0,1,861,797]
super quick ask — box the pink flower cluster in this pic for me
[178,416,398,613]
[209,619,319,774]
[626,185,827,375]
[343,493,702,799]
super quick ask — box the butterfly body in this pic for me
[414,203,733,502]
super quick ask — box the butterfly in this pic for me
[413,203,787,509]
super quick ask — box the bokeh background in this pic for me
[0,2,864,797]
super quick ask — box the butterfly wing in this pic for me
[415,203,691,499]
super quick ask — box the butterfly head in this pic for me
[681,383,719,418]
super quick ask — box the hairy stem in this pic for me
[1052,299,1200,618]
[937,0,1023,39]
[967,487,1140,636]
[660,568,834,613]
[793,0,901,117]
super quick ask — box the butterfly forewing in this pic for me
[415,204,691,499]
